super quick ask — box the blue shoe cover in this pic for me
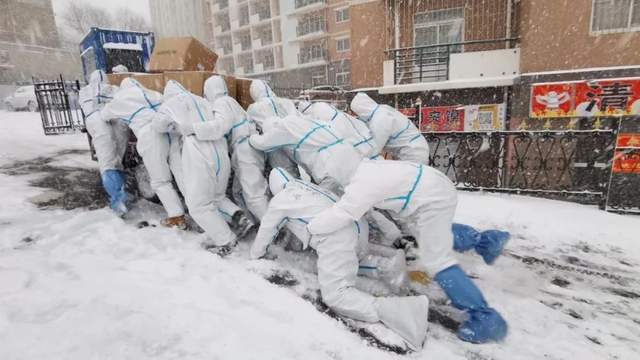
[458,308,508,343]
[477,230,510,265]
[435,265,508,343]
[102,170,128,215]
[452,224,509,265]
[452,223,481,252]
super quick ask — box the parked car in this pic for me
[3,85,38,111]
[299,85,345,101]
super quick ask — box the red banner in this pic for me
[398,108,416,117]
[613,150,640,174]
[530,77,640,118]
[617,133,640,149]
[419,106,464,132]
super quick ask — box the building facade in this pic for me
[0,0,80,85]
[205,0,369,90]
[149,0,213,47]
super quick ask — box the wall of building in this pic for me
[350,0,386,89]
[519,0,640,73]
[0,0,60,48]
[149,0,212,47]
[391,0,510,49]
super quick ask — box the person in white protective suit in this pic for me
[350,92,430,163]
[79,70,130,215]
[246,80,299,176]
[203,75,269,220]
[250,168,430,350]
[307,159,508,344]
[248,113,362,193]
[153,80,254,255]
[99,78,186,228]
[300,101,378,159]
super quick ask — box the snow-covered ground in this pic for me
[1,110,639,360]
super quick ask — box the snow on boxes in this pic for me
[106,37,238,100]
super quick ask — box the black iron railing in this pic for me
[33,75,84,135]
[387,38,519,85]
[298,47,327,64]
[295,0,326,9]
[425,130,616,200]
[297,20,327,37]
[418,126,640,213]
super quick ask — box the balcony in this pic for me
[382,38,520,93]
[296,20,327,37]
[250,8,272,23]
[298,47,327,65]
[295,0,326,10]
[212,0,229,12]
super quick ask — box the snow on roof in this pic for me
[102,42,143,51]
[377,75,518,95]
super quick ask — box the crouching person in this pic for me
[250,168,430,350]
[99,78,185,228]
[308,158,508,344]
[154,81,254,256]
[79,70,130,215]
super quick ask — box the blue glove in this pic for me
[452,223,510,265]
[101,170,128,216]
[435,265,507,343]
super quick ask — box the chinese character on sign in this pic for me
[600,82,633,112]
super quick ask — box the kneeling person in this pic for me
[250,168,430,350]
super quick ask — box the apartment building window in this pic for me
[414,8,464,47]
[336,37,350,52]
[335,71,350,86]
[591,0,640,33]
[336,7,350,23]
[312,70,326,86]
[239,6,250,27]
[239,33,251,51]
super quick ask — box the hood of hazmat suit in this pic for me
[351,92,429,164]
[247,80,299,129]
[307,102,376,158]
[79,70,117,117]
[112,65,129,73]
[350,92,379,120]
[204,75,230,103]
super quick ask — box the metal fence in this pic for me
[33,75,84,135]
[422,125,639,214]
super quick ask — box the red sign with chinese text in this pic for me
[617,133,640,149]
[419,106,465,132]
[613,150,640,174]
[530,77,640,118]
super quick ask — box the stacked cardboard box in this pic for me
[107,37,244,103]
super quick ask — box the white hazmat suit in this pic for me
[302,101,378,159]
[100,78,184,219]
[203,76,269,220]
[248,114,362,192]
[153,80,241,247]
[251,168,430,350]
[351,93,429,164]
[307,159,508,344]
[246,80,299,175]
[79,70,130,214]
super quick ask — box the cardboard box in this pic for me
[149,37,218,72]
[106,73,166,92]
[235,78,254,110]
[163,71,236,98]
